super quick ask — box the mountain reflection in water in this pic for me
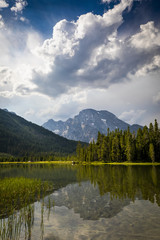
[46,181,130,220]
[0,164,160,240]
[44,165,160,221]
[77,165,160,205]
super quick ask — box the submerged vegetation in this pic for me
[0,177,52,218]
[0,177,54,240]
[75,120,160,163]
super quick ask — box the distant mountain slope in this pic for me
[43,109,143,142]
[0,109,78,156]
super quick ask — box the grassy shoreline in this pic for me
[0,161,160,166]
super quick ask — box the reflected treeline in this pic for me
[1,164,160,239]
[77,165,160,205]
[0,177,54,240]
[0,164,78,189]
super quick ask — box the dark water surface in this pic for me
[0,164,160,240]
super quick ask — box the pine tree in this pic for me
[111,135,121,162]
[76,141,82,160]
[75,120,159,163]
[125,135,132,162]
[149,143,155,163]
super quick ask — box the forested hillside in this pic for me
[0,109,78,157]
[76,120,160,163]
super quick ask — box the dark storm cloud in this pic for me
[31,1,160,98]
[0,0,160,125]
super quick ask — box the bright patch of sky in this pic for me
[0,0,160,126]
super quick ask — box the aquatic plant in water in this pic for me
[0,177,54,240]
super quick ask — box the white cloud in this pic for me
[0,14,4,28]
[130,21,160,50]
[119,109,146,125]
[0,0,9,8]
[0,27,43,98]
[0,66,13,94]
[11,0,28,14]
[0,64,36,98]
[20,16,28,23]
[0,0,9,28]
[135,55,160,76]
[0,0,160,126]
[1,0,160,102]
[32,0,134,96]
[101,0,115,3]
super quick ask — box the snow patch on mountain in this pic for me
[42,109,143,143]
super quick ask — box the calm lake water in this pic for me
[0,164,160,240]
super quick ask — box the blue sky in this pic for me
[0,0,160,126]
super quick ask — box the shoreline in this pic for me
[0,161,160,166]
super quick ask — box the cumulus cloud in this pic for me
[32,0,134,97]
[130,21,160,50]
[0,0,9,29]
[11,0,28,14]
[0,0,160,126]
[1,0,160,100]
[0,0,9,8]
[135,55,160,76]
[30,3,160,99]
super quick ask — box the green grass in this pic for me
[0,160,73,165]
[81,161,160,166]
[104,162,160,165]
[0,177,52,219]
[0,177,54,240]
[0,160,160,166]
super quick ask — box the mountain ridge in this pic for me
[0,108,79,157]
[43,109,143,143]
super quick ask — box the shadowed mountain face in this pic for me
[0,109,78,156]
[43,109,143,142]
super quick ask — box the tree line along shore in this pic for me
[0,120,160,164]
[75,120,160,163]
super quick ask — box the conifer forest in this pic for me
[76,120,160,163]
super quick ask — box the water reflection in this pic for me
[77,165,160,206]
[47,182,130,220]
[0,204,34,240]
[0,199,54,240]
[0,165,160,240]
[0,164,78,189]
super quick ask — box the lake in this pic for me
[0,164,160,240]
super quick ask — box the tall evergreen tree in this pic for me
[149,143,155,163]
[75,119,160,163]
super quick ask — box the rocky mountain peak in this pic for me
[42,109,143,142]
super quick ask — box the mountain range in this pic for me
[43,109,143,143]
[0,109,78,157]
